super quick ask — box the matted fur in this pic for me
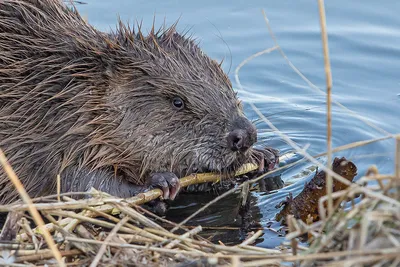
[0,0,259,203]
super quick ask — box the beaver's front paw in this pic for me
[254,147,280,172]
[147,172,181,200]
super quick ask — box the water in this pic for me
[77,0,400,248]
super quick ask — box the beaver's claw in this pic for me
[147,172,181,200]
[254,147,280,172]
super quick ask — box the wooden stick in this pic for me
[0,149,65,267]
[396,135,400,179]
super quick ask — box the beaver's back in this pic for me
[0,0,109,203]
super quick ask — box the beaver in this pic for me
[0,0,279,205]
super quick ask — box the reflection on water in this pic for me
[78,0,400,248]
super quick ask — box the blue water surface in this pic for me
[77,0,400,248]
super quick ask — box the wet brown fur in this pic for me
[0,0,260,204]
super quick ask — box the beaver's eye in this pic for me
[172,97,184,110]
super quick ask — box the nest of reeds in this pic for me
[0,154,399,266]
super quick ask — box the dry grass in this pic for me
[317,0,334,217]
[1,1,400,266]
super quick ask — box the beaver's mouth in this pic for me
[188,164,235,175]
[178,146,279,177]
[179,149,254,176]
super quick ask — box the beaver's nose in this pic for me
[227,117,257,152]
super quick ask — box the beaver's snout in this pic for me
[227,117,257,152]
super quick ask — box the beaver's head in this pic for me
[104,24,257,177]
